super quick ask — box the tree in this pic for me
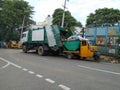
[52,8,82,27]
[86,8,120,27]
[116,35,120,43]
[0,0,34,41]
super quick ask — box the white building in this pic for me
[37,15,53,26]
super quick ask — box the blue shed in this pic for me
[85,24,120,56]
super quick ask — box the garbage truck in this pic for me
[21,24,100,60]
[21,25,72,55]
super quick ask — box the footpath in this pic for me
[100,55,120,63]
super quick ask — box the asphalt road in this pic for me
[0,48,120,90]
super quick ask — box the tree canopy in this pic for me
[52,8,82,27]
[0,0,34,41]
[86,8,120,27]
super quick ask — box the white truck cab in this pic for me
[20,31,28,45]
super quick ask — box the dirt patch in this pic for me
[100,55,120,64]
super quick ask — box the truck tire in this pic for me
[22,45,27,53]
[67,53,73,59]
[94,52,100,62]
[82,57,86,60]
[94,56,100,62]
[38,46,46,56]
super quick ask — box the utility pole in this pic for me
[20,15,25,42]
[0,8,2,11]
[61,0,69,27]
[0,8,2,40]
[20,8,30,42]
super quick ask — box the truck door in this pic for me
[80,40,88,57]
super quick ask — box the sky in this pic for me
[25,0,120,26]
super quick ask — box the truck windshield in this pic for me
[22,33,26,38]
[82,41,87,46]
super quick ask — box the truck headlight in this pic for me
[90,48,94,51]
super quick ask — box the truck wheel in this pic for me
[94,56,100,62]
[94,52,100,62]
[67,53,73,59]
[22,45,27,53]
[38,46,46,56]
[82,57,86,60]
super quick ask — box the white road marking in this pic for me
[1,63,10,69]
[0,57,10,63]
[10,63,22,69]
[22,68,28,71]
[36,74,43,78]
[0,57,22,69]
[78,65,120,76]
[58,84,71,90]
[28,71,35,74]
[0,57,71,90]
[45,78,55,84]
